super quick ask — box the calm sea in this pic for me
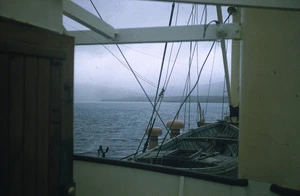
[74,101,228,159]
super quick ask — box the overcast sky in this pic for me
[63,0,232,98]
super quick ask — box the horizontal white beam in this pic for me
[63,0,116,39]
[150,0,300,10]
[67,23,240,45]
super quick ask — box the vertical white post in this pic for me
[239,8,300,190]
[230,8,241,124]
[216,6,232,107]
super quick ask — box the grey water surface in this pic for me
[74,101,228,159]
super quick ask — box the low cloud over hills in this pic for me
[74,82,227,103]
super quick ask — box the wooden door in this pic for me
[0,17,74,196]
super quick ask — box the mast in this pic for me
[229,8,240,124]
[216,6,240,123]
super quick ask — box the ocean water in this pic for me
[74,101,228,159]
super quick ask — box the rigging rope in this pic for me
[196,5,206,121]
[89,0,102,19]
[115,43,173,156]
[154,40,216,163]
[102,45,157,87]
[86,1,173,156]
[222,76,226,119]
[140,2,176,153]
[137,3,209,155]
[86,2,233,159]
[205,43,217,118]
[182,4,209,130]
[87,0,157,88]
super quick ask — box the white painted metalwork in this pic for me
[216,5,232,106]
[230,8,241,124]
[63,0,116,39]
[150,0,300,10]
[67,23,240,45]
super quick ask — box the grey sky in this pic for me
[64,0,232,98]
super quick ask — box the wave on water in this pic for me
[74,101,228,159]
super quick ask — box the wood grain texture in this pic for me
[9,54,25,196]
[1,17,74,196]
[36,58,50,196]
[0,53,10,196]
[48,61,62,196]
[23,56,38,196]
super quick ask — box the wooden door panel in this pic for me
[9,54,25,196]
[1,17,74,196]
[48,61,62,196]
[24,56,38,196]
[0,53,10,196]
[36,58,50,196]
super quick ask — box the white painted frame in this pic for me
[67,23,240,45]
[150,0,300,10]
[63,0,116,39]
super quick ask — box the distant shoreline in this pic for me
[97,95,228,103]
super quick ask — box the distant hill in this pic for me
[74,82,227,103]
[101,95,228,103]
[74,83,144,102]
